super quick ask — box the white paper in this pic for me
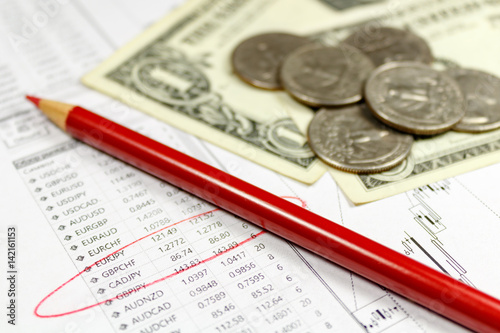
[1,1,499,332]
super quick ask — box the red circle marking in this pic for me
[34,196,304,318]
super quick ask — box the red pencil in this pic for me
[27,95,500,332]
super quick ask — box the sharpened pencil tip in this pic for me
[26,95,41,107]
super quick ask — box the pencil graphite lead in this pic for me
[26,95,41,107]
[26,95,73,131]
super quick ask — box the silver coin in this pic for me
[231,32,312,90]
[446,68,500,133]
[342,26,433,67]
[308,105,413,173]
[280,44,374,106]
[365,61,465,135]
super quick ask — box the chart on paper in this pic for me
[11,136,357,332]
[6,113,455,332]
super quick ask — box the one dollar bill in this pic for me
[82,0,357,184]
[83,0,500,203]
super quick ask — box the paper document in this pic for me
[1,1,500,333]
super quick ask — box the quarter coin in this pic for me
[231,32,312,90]
[446,68,500,133]
[342,26,433,67]
[364,61,465,135]
[307,105,414,173]
[280,44,374,106]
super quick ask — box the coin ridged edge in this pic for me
[307,107,413,174]
[364,61,465,135]
[281,44,374,107]
[231,32,311,90]
[447,68,500,133]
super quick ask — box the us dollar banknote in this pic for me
[82,0,360,184]
[83,0,500,202]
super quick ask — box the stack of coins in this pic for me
[231,27,500,174]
